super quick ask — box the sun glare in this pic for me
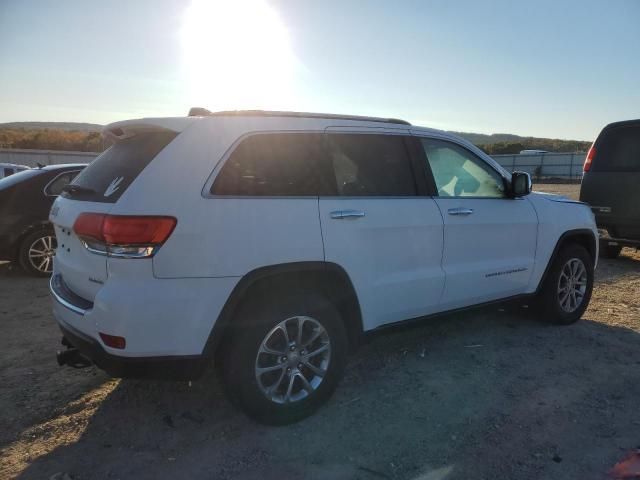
[181,0,296,111]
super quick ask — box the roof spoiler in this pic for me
[103,118,196,142]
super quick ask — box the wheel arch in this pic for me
[204,261,364,362]
[8,220,53,261]
[536,228,597,293]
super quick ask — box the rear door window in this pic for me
[45,170,82,196]
[211,133,336,196]
[326,134,417,196]
[66,131,177,202]
[594,124,640,172]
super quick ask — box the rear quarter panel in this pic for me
[113,118,325,278]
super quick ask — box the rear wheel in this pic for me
[537,244,594,325]
[18,228,57,277]
[600,244,622,259]
[222,289,348,425]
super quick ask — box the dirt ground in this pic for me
[2,184,640,480]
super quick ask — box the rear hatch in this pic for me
[580,120,640,240]
[50,123,181,302]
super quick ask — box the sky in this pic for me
[0,0,638,140]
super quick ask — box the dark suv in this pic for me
[580,119,640,258]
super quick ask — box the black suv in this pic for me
[580,119,640,258]
[0,164,86,275]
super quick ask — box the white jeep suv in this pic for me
[50,110,597,424]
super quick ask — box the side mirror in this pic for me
[510,171,532,197]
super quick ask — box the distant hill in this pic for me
[0,121,102,132]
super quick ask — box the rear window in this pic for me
[212,133,336,196]
[593,124,640,172]
[45,170,82,196]
[66,131,178,202]
[327,134,417,196]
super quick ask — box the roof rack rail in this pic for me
[187,108,411,126]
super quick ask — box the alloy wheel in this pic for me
[557,258,587,313]
[28,235,57,274]
[254,316,331,404]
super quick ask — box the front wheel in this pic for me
[222,290,348,425]
[537,244,594,325]
[18,228,57,277]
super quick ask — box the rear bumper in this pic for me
[600,237,640,249]
[49,259,237,352]
[592,211,640,241]
[50,273,93,314]
[598,229,640,249]
[50,273,216,380]
[58,321,208,380]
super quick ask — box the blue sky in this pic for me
[0,0,638,140]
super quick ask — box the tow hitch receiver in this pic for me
[57,337,92,368]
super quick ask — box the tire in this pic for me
[537,244,594,325]
[222,287,348,425]
[600,244,622,259]
[18,228,57,277]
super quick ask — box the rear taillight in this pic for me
[73,213,176,258]
[583,145,596,172]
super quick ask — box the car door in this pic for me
[318,130,445,330]
[417,136,538,310]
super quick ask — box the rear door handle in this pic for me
[448,207,474,216]
[330,209,366,219]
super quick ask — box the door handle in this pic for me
[330,209,366,219]
[448,207,474,216]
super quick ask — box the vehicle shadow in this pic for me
[595,250,640,282]
[0,261,27,278]
[12,304,640,480]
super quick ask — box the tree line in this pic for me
[0,126,591,155]
[477,139,590,155]
[0,128,104,152]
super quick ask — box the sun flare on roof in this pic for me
[181,0,296,111]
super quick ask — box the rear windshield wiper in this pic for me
[62,184,97,195]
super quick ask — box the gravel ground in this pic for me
[2,184,640,480]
